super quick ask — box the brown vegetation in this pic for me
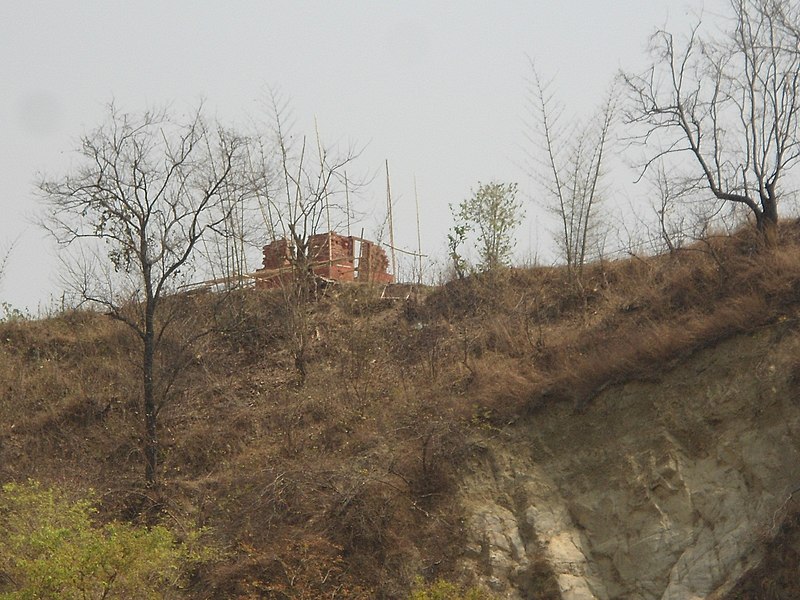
[3,222,800,596]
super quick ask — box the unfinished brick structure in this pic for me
[255,232,393,289]
[357,237,392,283]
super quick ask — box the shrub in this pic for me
[409,577,494,600]
[0,481,206,600]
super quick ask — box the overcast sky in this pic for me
[1,0,723,312]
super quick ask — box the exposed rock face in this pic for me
[460,326,800,599]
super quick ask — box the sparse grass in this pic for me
[4,222,800,596]
[422,223,800,422]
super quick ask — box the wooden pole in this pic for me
[414,175,422,284]
[345,170,351,237]
[315,117,332,276]
[359,227,365,281]
[385,159,397,279]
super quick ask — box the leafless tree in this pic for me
[249,94,364,383]
[251,94,363,276]
[528,64,616,281]
[623,0,800,237]
[0,242,11,289]
[39,103,246,486]
[203,163,261,290]
[0,241,14,320]
[649,160,688,254]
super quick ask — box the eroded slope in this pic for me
[460,323,800,599]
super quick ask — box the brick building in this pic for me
[255,232,393,289]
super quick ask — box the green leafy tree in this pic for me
[450,182,523,272]
[447,223,470,280]
[0,481,207,599]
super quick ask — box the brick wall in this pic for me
[307,233,355,281]
[357,241,393,284]
[255,232,392,288]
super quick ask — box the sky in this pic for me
[1,0,723,313]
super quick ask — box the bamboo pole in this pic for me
[315,117,332,277]
[385,159,396,278]
[345,170,351,237]
[414,175,422,284]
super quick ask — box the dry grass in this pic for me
[4,222,800,596]
[421,223,800,423]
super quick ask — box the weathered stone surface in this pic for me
[459,327,800,599]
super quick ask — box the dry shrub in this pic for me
[211,288,288,358]
[205,533,371,600]
[539,285,773,408]
[482,315,528,357]
[325,476,399,564]
[427,267,589,324]
[387,417,471,506]
[163,413,251,476]
[387,321,452,372]
[465,359,540,422]
[16,394,113,435]
[335,283,397,318]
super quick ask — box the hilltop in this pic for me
[2,224,800,598]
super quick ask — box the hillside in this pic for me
[3,225,800,598]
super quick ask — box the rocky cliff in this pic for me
[459,322,800,599]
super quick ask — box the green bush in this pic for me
[409,577,493,600]
[0,481,206,599]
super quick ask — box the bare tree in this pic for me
[39,104,246,486]
[204,165,261,290]
[528,65,616,281]
[623,0,800,237]
[650,160,686,253]
[253,94,362,275]
[0,242,14,320]
[249,95,364,383]
[0,242,11,289]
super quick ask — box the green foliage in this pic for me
[0,481,206,600]
[450,182,523,272]
[409,577,494,600]
[447,224,470,280]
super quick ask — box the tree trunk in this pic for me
[143,299,158,487]
[758,196,779,246]
[763,198,778,227]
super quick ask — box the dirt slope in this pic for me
[459,322,800,598]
